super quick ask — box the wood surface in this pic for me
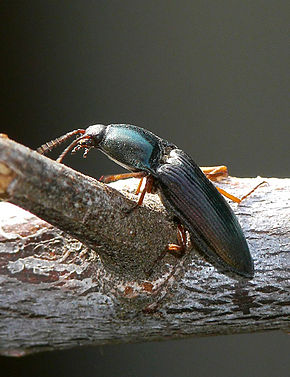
[0,136,289,356]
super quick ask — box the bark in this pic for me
[0,136,289,356]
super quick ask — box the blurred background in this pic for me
[1,1,289,376]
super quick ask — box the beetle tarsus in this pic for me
[239,180,268,203]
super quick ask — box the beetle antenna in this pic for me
[37,129,85,155]
[56,135,90,163]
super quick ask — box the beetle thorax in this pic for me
[99,124,162,173]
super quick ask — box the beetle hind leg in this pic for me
[216,181,267,204]
[167,223,187,258]
[201,165,228,181]
[146,224,187,277]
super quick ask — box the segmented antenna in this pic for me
[37,129,85,155]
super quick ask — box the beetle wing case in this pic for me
[156,149,254,278]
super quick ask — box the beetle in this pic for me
[38,124,264,278]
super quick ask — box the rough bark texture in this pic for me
[0,136,289,356]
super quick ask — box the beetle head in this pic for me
[80,124,106,148]
[67,124,106,160]
[37,124,107,162]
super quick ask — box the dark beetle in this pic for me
[38,124,255,278]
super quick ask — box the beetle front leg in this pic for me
[100,171,148,196]
[99,171,147,184]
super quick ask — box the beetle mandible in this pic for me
[38,124,264,278]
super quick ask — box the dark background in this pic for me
[1,1,289,376]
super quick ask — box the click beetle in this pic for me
[38,124,263,278]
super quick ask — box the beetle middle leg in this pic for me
[123,175,155,214]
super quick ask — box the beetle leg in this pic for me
[99,171,146,183]
[123,175,154,213]
[135,177,144,195]
[167,224,187,258]
[137,175,154,206]
[201,165,228,181]
[201,166,267,203]
[146,224,187,277]
[100,172,147,196]
[216,181,267,204]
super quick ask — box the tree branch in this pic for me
[0,136,289,356]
